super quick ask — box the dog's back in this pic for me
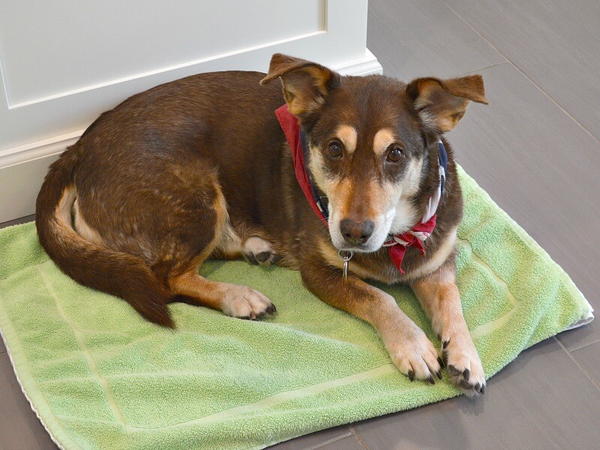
[36,71,285,326]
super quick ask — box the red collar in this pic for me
[275,104,440,274]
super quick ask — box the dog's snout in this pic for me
[340,219,374,246]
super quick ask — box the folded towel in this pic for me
[0,166,593,449]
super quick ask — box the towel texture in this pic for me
[0,167,593,449]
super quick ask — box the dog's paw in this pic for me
[441,334,486,396]
[220,286,276,320]
[387,329,442,384]
[243,237,280,266]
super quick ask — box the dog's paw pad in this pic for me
[221,286,276,320]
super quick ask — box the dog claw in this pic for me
[244,253,258,265]
[437,356,445,368]
[427,376,435,385]
[448,364,461,376]
[408,370,415,382]
[255,251,272,263]
[463,368,470,381]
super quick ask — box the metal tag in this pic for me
[338,250,354,281]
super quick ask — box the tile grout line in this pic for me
[441,0,600,146]
[459,62,508,77]
[349,426,371,450]
[309,430,353,450]
[566,338,600,353]
[554,337,600,392]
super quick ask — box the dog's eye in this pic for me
[326,140,343,159]
[386,145,404,163]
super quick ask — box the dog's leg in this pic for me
[170,270,276,319]
[301,260,441,383]
[410,261,485,395]
[159,183,276,320]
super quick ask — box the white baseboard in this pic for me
[0,50,382,223]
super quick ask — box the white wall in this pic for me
[0,0,381,222]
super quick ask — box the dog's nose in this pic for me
[340,219,374,246]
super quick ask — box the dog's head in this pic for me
[261,54,487,252]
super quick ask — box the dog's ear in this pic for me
[260,53,340,116]
[407,75,488,133]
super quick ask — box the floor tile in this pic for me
[444,62,600,348]
[570,342,600,388]
[445,0,600,141]
[0,352,58,449]
[353,338,600,450]
[368,0,504,80]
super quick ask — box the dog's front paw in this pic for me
[221,286,276,320]
[386,328,442,384]
[441,334,485,396]
[243,237,280,266]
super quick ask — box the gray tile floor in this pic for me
[1,0,600,448]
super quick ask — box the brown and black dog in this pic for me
[36,54,488,394]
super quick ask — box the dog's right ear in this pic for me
[260,53,340,116]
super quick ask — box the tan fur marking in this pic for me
[335,125,357,154]
[73,199,104,245]
[170,270,273,318]
[170,271,225,310]
[332,178,354,219]
[330,178,387,221]
[168,181,228,278]
[317,226,457,285]
[55,186,76,230]
[372,128,396,156]
[216,222,243,258]
[407,227,457,280]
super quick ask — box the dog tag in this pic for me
[339,250,353,281]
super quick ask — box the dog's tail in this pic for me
[35,144,174,327]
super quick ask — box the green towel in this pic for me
[0,167,593,450]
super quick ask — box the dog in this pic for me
[36,54,488,394]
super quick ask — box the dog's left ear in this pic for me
[260,53,340,116]
[407,75,488,133]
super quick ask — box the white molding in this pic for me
[7,30,327,110]
[337,49,383,76]
[0,130,81,169]
[0,50,381,223]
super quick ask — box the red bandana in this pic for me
[275,104,438,274]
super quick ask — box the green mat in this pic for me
[0,167,593,449]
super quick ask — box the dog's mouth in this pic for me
[335,243,371,253]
